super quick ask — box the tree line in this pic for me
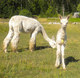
[0,0,80,18]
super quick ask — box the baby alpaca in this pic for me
[55,15,70,69]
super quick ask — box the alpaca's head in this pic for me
[49,40,56,48]
[60,15,70,28]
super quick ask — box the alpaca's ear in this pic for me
[67,15,70,19]
[59,15,62,19]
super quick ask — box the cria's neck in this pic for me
[61,27,66,31]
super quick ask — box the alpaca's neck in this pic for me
[41,26,56,48]
[41,27,52,42]
[61,26,66,32]
[57,26,66,37]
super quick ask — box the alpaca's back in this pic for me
[9,15,41,33]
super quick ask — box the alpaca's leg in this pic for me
[61,45,66,69]
[29,27,39,51]
[55,44,61,67]
[3,28,13,53]
[11,27,20,52]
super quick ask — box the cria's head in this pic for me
[59,15,70,28]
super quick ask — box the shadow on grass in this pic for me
[18,46,51,52]
[65,56,80,66]
[18,48,28,52]
[36,46,51,50]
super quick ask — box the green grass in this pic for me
[0,18,80,78]
[69,18,80,22]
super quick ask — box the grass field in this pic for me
[0,18,80,78]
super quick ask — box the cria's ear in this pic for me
[59,15,62,19]
[67,15,70,19]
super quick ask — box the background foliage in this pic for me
[0,0,80,18]
[19,9,32,17]
[77,4,80,12]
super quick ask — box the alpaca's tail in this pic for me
[41,26,56,48]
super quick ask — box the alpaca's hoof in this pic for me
[13,50,17,53]
[55,63,60,68]
[62,65,66,70]
[5,51,8,53]
[16,51,19,53]
[63,67,66,70]
[30,49,34,52]
[4,49,8,53]
[29,42,36,52]
[29,46,35,52]
[11,47,17,53]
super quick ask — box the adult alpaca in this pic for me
[3,15,56,53]
[55,15,70,69]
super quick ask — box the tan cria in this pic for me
[29,42,36,52]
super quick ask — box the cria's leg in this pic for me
[3,27,13,53]
[11,26,20,52]
[29,27,39,52]
[55,44,61,68]
[61,45,66,69]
